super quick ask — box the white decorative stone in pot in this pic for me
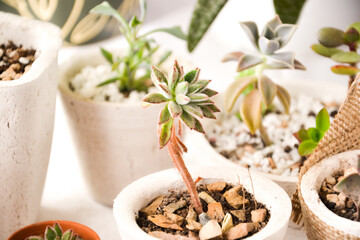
[113,166,292,240]
[0,12,61,239]
[58,48,176,206]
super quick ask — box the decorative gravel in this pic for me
[206,95,338,176]
[69,64,155,103]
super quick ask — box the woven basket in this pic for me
[292,73,360,239]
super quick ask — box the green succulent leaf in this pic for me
[184,69,200,84]
[193,118,205,133]
[311,44,341,58]
[335,173,360,205]
[187,0,228,52]
[316,108,330,132]
[263,15,282,35]
[259,37,280,55]
[258,75,277,107]
[298,128,310,142]
[143,93,168,104]
[175,82,189,95]
[298,140,318,156]
[200,106,216,119]
[61,230,73,240]
[159,104,171,124]
[168,101,183,118]
[331,51,360,64]
[318,27,345,47]
[188,93,209,102]
[130,16,141,28]
[207,104,221,113]
[26,237,44,240]
[275,24,297,47]
[240,89,262,134]
[139,0,147,21]
[176,94,191,105]
[100,48,113,64]
[159,118,173,148]
[180,110,195,129]
[224,76,257,112]
[145,26,187,40]
[239,21,259,48]
[344,27,360,42]
[222,51,244,62]
[273,0,306,24]
[182,104,203,118]
[331,65,360,75]
[45,227,57,240]
[151,66,168,84]
[203,88,218,97]
[96,77,122,87]
[54,223,62,238]
[308,127,323,142]
[276,84,291,114]
[237,54,264,72]
[267,52,294,69]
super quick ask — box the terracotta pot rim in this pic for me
[7,220,100,240]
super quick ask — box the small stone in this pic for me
[0,49,3,57]
[199,191,216,204]
[186,221,203,231]
[230,210,246,221]
[199,220,222,240]
[186,207,197,223]
[164,200,187,213]
[251,209,267,223]
[10,63,20,71]
[325,176,336,185]
[335,201,345,210]
[326,194,338,204]
[243,145,255,154]
[14,73,22,79]
[207,182,227,192]
[139,195,164,216]
[165,212,185,226]
[19,57,29,65]
[223,187,249,209]
[346,200,354,208]
[280,120,288,128]
[207,202,225,222]
[149,231,199,240]
[224,223,254,240]
[235,148,245,158]
[267,157,277,169]
[0,67,16,81]
[337,176,344,182]
[338,193,347,202]
[199,212,212,226]
[147,215,183,230]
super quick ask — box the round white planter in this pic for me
[58,48,176,206]
[301,150,360,239]
[0,12,61,239]
[114,166,291,240]
[184,80,347,197]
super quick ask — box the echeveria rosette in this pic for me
[142,60,219,148]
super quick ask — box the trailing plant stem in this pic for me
[348,43,358,88]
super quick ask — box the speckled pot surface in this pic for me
[0,12,61,239]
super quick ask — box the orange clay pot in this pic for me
[7,220,100,240]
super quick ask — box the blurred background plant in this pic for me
[222,16,305,146]
[311,22,360,88]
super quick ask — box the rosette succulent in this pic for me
[142,60,219,215]
[26,223,83,240]
[222,16,305,145]
[311,22,360,88]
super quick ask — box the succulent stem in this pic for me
[167,126,203,214]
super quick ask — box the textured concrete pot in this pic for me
[184,80,346,197]
[7,220,100,240]
[0,12,61,239]
[114,166,292,240]
[58,48,174,206]
[301,150,360,239]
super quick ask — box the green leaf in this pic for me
[187,0,228,52]
[348,22,360,43]
[54,223,62,237]
[311,44,342,58]
[331,65,360,75]
[100,48,113,64]
[145,26,187,40]
[182,104,203,118]
[151,66,168,84]
[180,110,195,129]
[184,69,200,84]
[200,106,216,119]
[159,118,173,148]
[61,230,72,240]
[45,227,57,240]
[143,93,168,104]
[157,50,172,65]
[258,75,277,107]
[130,16,141,28]
[298,140,318,156]
[240,89,262,134]
[224,76,257,112]
[318,27,345,48]
[276,84,291,114]
[344,27,360,42]
[298,129,310,141]
[335,173,360,205]
[275,24,298,48]
[159,104,171,124]
[236,68,256,78]
[273,0,306,24]
[168,101,183,118]
[203,88,218,97]
[316,108,330,132]
[207,104,220,113]
[25,237,44,240]
[188,93,209,102]
[308,127,323,142]
[96,76,122,87]
[175,94,191,105]
[175,82,189,95]
[193,118,205,133]
[239,21,259,49]
[331,51,360,64]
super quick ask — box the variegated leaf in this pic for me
[151,65,168,84]
[168,101,183,118]
[258,75,277,107]
[240,90,262,134]
[194,118,205,133]
[239,21,259,48]
[259,37,280,54]
[196,99,215,105]
[168,65,180,91]
[159,118,173,148]
[158,82,172,98]
[224,76,257,112]
[222,51,244,62]
[275,24,297,48]
[180,111,195,129]
[143,93,168,104]
[207,104,221,113]
[184,68,200,84]
[196,80,211,92]
[276,84,291,114]
[200,106,216,119]
[175,82,189,95]
[159,104,171,124]
[237,54,264,72]
[188,93,209,102]
[176,94,191,105]
[188,83,203,94]
[182,104,203,118]
[203,88,218,97]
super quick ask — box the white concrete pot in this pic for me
[301,150,360,239]
[0,12,61,239]
[184,80,347,197]
[58,48,176,206]
[114,166,291,240]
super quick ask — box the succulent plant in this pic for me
[223,16,305,146]
[335,155,360,221]
[90,1,186,94]
[295,108,330,156]
[26,223,83,240]
[312,22,360,88]
[142,60,219,215]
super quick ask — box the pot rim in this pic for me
[0,11,61,88]
[113,166,291,240]
[7,220,100,240]
[301,150,360,236]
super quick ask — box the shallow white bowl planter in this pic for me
[114,166,291,240]
[0,12,61,239]
[58,48,178,206]
[300,150,360,239]
[184,80,347,197]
